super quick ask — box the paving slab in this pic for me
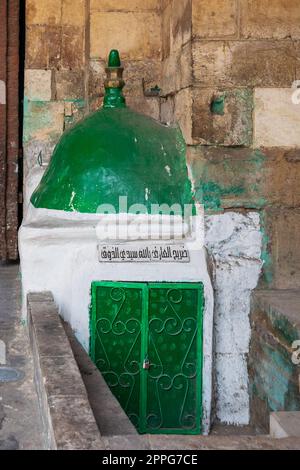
[147,434,300,450]
[103,435,150,450]
[0,263,44,450]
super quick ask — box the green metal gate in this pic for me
[90,281,204,434]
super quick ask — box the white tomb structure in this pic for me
[19,50,262,432]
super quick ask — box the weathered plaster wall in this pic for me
[205,212,262,424]
[19,208,215,434]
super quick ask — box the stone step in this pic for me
[270,412,300,438]
[28,291,105,450]
[63,321,138,438]
[249,289,300,431]
[147,434,300,450]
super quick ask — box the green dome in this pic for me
[31,52,194,214]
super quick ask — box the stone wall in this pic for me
[161,0,300,291]
[186,0,300,423]
[189,0,300,291]
[159,0,300,424]
[23,0,162,204]
[160,0,193,143]
[23,1,300,283]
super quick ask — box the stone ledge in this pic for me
[146,434,300,450]
[97,433,300,450]
[270,412,300,439]
[252,290,300,335]
[27,291,54,303]
[28,291,104,450]
[249,289,300,432]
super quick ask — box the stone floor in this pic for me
[66,320,300,450]
[0,263,299,450]
[0,263,44,450]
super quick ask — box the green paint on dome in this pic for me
[31,50,194,214]
[31,107,194,214]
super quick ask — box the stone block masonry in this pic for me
[193,0,239,40]
[90,12,161,60]
[193,40,297,88]
[25,70,52,102]
[24,0,162,207]
[174,0,300,425]
[254,89,300,148]
[177,1,300,295]
[192,88,253,146]
[240,0,300,40]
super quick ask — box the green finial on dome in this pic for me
[108,49,121,67]
[103,49,126,108]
